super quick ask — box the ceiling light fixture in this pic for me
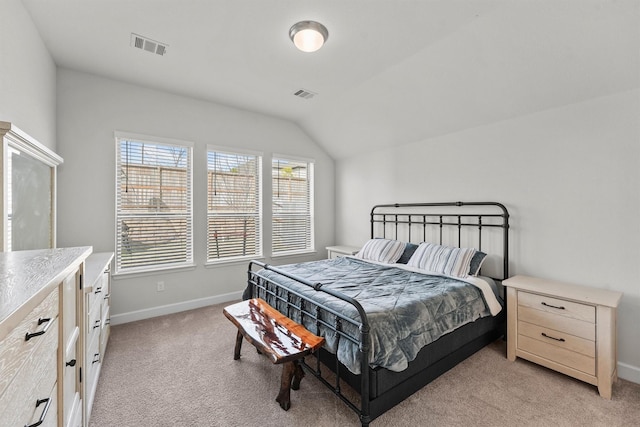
[289,21,329,53]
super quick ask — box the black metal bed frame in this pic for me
[246,201,510,426]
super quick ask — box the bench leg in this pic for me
[276,360,305,410]
[233,330,243,360]
[291,360,305,390]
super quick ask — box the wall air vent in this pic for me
[130,33,168,56]
[293,89,317,100]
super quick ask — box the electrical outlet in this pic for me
[157,281,165,292]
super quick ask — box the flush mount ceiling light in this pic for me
[289,21,329,53]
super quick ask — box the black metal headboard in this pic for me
[370,201,510,280]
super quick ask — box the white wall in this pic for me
[335,89,640,382]
[56,68,334,322]
[0,0,57,148]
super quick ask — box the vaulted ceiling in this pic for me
[22,0,640,159]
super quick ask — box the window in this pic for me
[272,156,314,255]
[115,134,193,274]
[207,148,262,262]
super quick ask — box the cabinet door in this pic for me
[60,270,81,427]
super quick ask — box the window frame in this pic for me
[271,154,315,257]
[114,131,194,275]
[205,145,263,265]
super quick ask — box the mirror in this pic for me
[1,122,62,251]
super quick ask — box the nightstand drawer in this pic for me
[518,320,595,357]
[518,291,595,323]
[518,306,595,341]
[519,334,595,375]
[326,245,360,259]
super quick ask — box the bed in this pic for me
[244,201,510,426]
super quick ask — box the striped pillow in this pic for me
[407,242,477,278]
[354,239,406,263]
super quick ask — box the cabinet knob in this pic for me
[66,359,77,367]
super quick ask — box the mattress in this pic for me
[252,256,502,374]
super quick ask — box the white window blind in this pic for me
[115,136,193,274]
[207,149,262,261]
[272,156,314,255]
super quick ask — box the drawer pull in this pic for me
[93,319,101,329]
[95,286,102,294]
[541,332,566,342]
[541,301,565,310]
[25,397,51,427]
[25,318,53,341]
[92,353,100,364]
[66,359,77,367]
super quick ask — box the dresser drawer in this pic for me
[518,334,595,376]
[100,269,110,299]
[100,305,111,354]
[518,320,595,357]
[25,381,58,427]
[0,317,58,425]
[518,291,595,323]
[518,305,595,341]
[87,297,102,343]
[0,288,59,394]
[85,331,102,416]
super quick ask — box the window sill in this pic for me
[205,256,265,268]
[113,262,197,279]
[271,250,317,259]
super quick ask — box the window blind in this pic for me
[207,149,262,261]
[115,137,193,273]
[272,157,314,255]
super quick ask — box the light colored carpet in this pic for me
[89,302,640,426]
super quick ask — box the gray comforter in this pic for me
[253,256,492,374]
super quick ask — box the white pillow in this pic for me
[407,242,476,278]
[354,239,406,263]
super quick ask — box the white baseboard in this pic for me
[110,291,243,325]
[618,361,640,385]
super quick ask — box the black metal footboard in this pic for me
[247,260,374,426]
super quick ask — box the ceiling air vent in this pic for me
[293,89,317,100]
[131,33,168,56]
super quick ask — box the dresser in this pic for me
[503,275,622,399]
[0,247,92,427]
[82,252,113,426]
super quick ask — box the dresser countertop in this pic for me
[84,252,114,293]
[0,246,92,338]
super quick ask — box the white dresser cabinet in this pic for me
[504,275,622,399]
[82,252,113,426]
[0,247,91,427]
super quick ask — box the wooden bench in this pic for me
[223,298,325,410]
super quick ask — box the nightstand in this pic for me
[326,245,360,259]
[503,275,622,399]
